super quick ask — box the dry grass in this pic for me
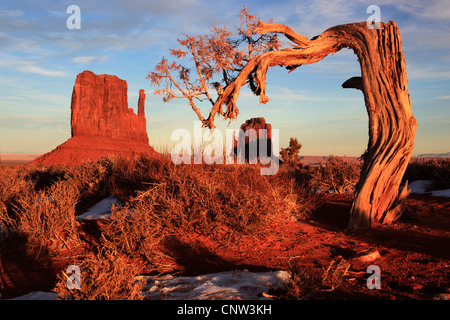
[14,180,82,254]
[100,158,319,270]
[5,154,446,300]
[308,156,361,194]
[282,257,350,300]
[404,158,450,190]
[1,154,321,299]
[54,248,146,300]
[0,166,81,254]
[7,154,444,299]
[0,166,33,237]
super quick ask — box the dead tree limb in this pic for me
[200,20,417,230]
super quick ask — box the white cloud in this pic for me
[0,9,25,17]
[1,92,68,108]
[406,64,450,80]
[20,63,66,77]
[7,41,41,53]
[378,0,450,22]
[263,85,325,102]
[0,58,68,77]
[281,0,366,37]
[72,55,109,64]
[400,23,450,52]
[0,112,67,131]
[435,95,450,100]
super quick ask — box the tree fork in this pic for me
[202,21,417,230]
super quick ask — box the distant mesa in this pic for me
[30,70,158,166]
[417,152,450,158]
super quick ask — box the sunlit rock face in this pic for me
[70,70,148,143]
[30,70,158,166]
[233,117,273,161]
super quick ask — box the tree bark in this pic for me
[202,21,417,231]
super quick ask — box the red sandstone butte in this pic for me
[233,117,273,161]
[30,70,158,166]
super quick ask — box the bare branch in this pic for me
[256,20,311,48]
[188,39,215,106]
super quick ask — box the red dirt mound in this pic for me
[29,136,158,166]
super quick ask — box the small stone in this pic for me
[352,248,381,262]
[411,283,423,291]
[434,293,450,300]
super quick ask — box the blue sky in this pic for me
[0,0,449,156]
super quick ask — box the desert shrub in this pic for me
[3,154,320,299]
[0,166,34,237]
[404,158,450,190]
[430,159,450,189]
[14,179,81,253]
[19,164,71,191]
[100,190,172,268]
[106,154,171,200]
[100,157,318,264]
[309,156,361,194]
[19,159,115,216]
[54,248,145,300]
[280,137,302,167]
[283,257,350,299]
[21,156,168,215]
[63,158,118,215]
[169,163,317,233]
[69,157,114,196]
[278,137,313,187]
[278,164,313,190]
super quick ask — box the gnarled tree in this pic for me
[149,13,417,231]
[147,7,280,121]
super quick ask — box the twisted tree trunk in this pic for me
[202,21,417,231]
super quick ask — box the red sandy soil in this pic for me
[28,136,159,166]
[157,193,450,300]
[0,154,41,167]
[1,193,449,300]
[0,154,41,162]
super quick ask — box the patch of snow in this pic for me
[429,189,450,198]
[434,288,450,300]
[7,291,58,300]
[3,270,289,301]
[76,196,119,221]
[402,180,450,198]
[405,180,434,194]
[139,269,290,300]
